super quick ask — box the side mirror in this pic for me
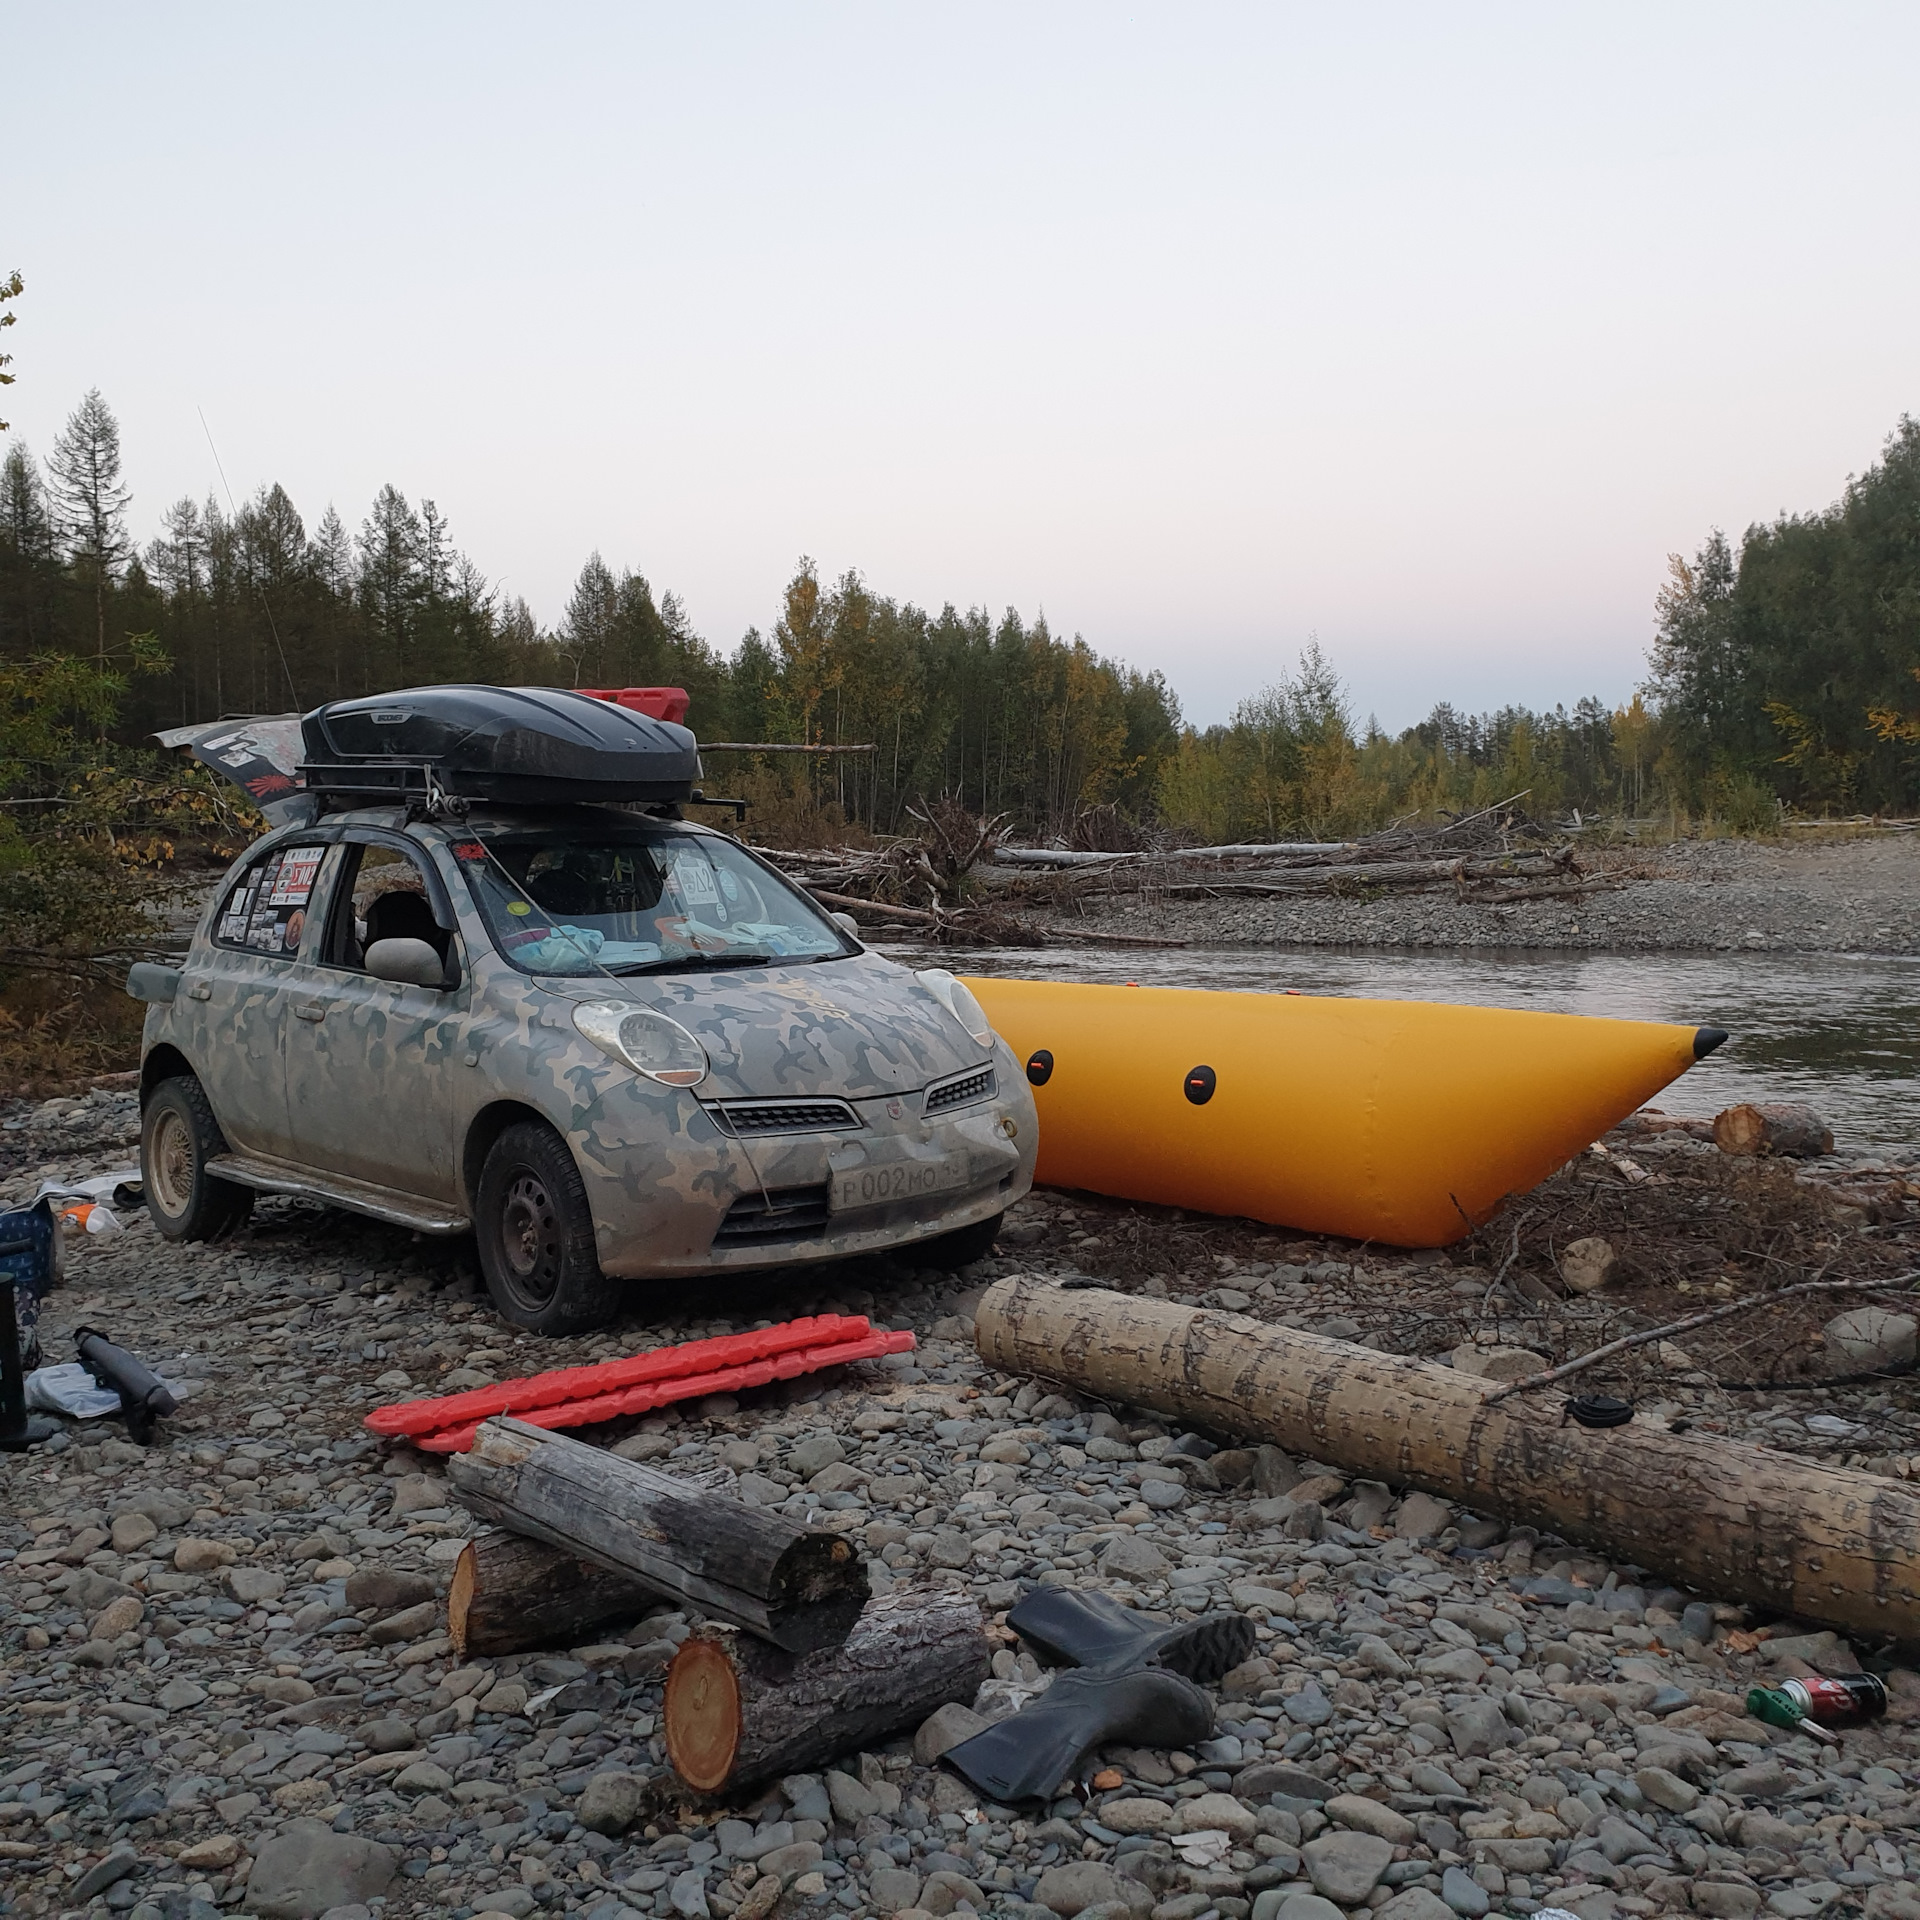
[829,912,861,939]
[365,937,450,989]
[126,961,181,1004]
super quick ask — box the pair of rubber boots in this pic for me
[942,1588,1257,1803]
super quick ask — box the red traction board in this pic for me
[362,1314,915,1454]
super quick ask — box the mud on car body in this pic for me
[131,796,1036,1332]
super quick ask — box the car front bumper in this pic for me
[568,1041,1038,1279]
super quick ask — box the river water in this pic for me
[874,940,1920,1151]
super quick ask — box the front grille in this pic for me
[713,1183,834,1244]
[707,1098,862,1136]
[925,1067,996,1115]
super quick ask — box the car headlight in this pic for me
[572,1002,709,1087]
[916,968,993,1046]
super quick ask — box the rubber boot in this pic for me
[1007,1586,1256,1681]
[941,1665,1214,1803]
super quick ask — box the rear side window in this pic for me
[212,845,327,957]
[323,842,456,974]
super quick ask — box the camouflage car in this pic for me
[129,804,1037,1331]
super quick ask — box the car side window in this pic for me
[323,841,457,976]
[211,844,328,958]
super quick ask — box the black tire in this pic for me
[142,1075,254,1242]
[919,1210,1004,1270]
[475,1121,621,1334]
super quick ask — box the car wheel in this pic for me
[142,1075,254,1241]
[919,1210,1004,1270]
[475,1121,621,1334]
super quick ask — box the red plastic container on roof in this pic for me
[577,687,691,725]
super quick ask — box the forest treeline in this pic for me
[5,389,1920,844]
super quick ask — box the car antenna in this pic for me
[198,406,302,710]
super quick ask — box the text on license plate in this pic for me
[833,1158,966,1211]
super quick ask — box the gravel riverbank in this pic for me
[4,1091,1920,1920]
[1074,836,1920,955]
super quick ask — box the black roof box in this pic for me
[301,685,700,806]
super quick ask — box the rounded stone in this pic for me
[245,1820,396,1920]
[1033,1862,1129,1915]
[1324,1792,1416,1845]
[1302,1829,1394,1904]
[110,1511,159,1552]
[1098,1796,1177,1835]
[1175,1791,1258,1841]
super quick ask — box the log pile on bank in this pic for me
[751,791,1612,945]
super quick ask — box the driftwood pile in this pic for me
[994,791,1610,909]
[754,791,1612,948]
[752,800,1167,947]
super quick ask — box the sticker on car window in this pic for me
[215,847,322,955]
[669,853,721,908]
[269,848,323,906]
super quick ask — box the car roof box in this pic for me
[301,684,700,806]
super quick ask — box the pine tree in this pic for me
[357,485,424,684]
[1,443,53,561]
[0,440,59,655]
[45,388,132,660]
[558,554,619,686]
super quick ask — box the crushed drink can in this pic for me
[1747,1674,1887,1734]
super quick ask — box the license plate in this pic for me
[832,1157,967,1213]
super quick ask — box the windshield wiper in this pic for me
[611,952,776,975]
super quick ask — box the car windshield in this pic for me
[454,824,852,976]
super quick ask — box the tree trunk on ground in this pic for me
[803,888,939,925]
[973,1276,1920,1642]
[663,1587,988,1793]
[1713,1103,1834,1158]
[447,1528,662,1658]
[446,1417,868,1652]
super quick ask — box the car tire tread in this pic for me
[475,1120,622,1334]
[141,1074,255,1242]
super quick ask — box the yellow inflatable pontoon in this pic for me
[964,976,1726,1247]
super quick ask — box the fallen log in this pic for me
[663,1586,988,1793]
[804,888,940,925]
[1713,1102,1835,1158]
[1081,854,1577,899]
[995,842,1355,868]
[973,1277,1920,1641]
[445,1417,868,1652]
[448,1528,659,1658]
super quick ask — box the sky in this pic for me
[7,4,1919,730]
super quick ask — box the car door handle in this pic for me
[186,981,212,1002]
[292,1001,328,1022]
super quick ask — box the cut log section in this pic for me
[448,1528,661,1658]
[974,1276,1920,1642]
[1713,1103,1834,1158]
[664,1586,989,1793]
[446,1417,868,1652]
